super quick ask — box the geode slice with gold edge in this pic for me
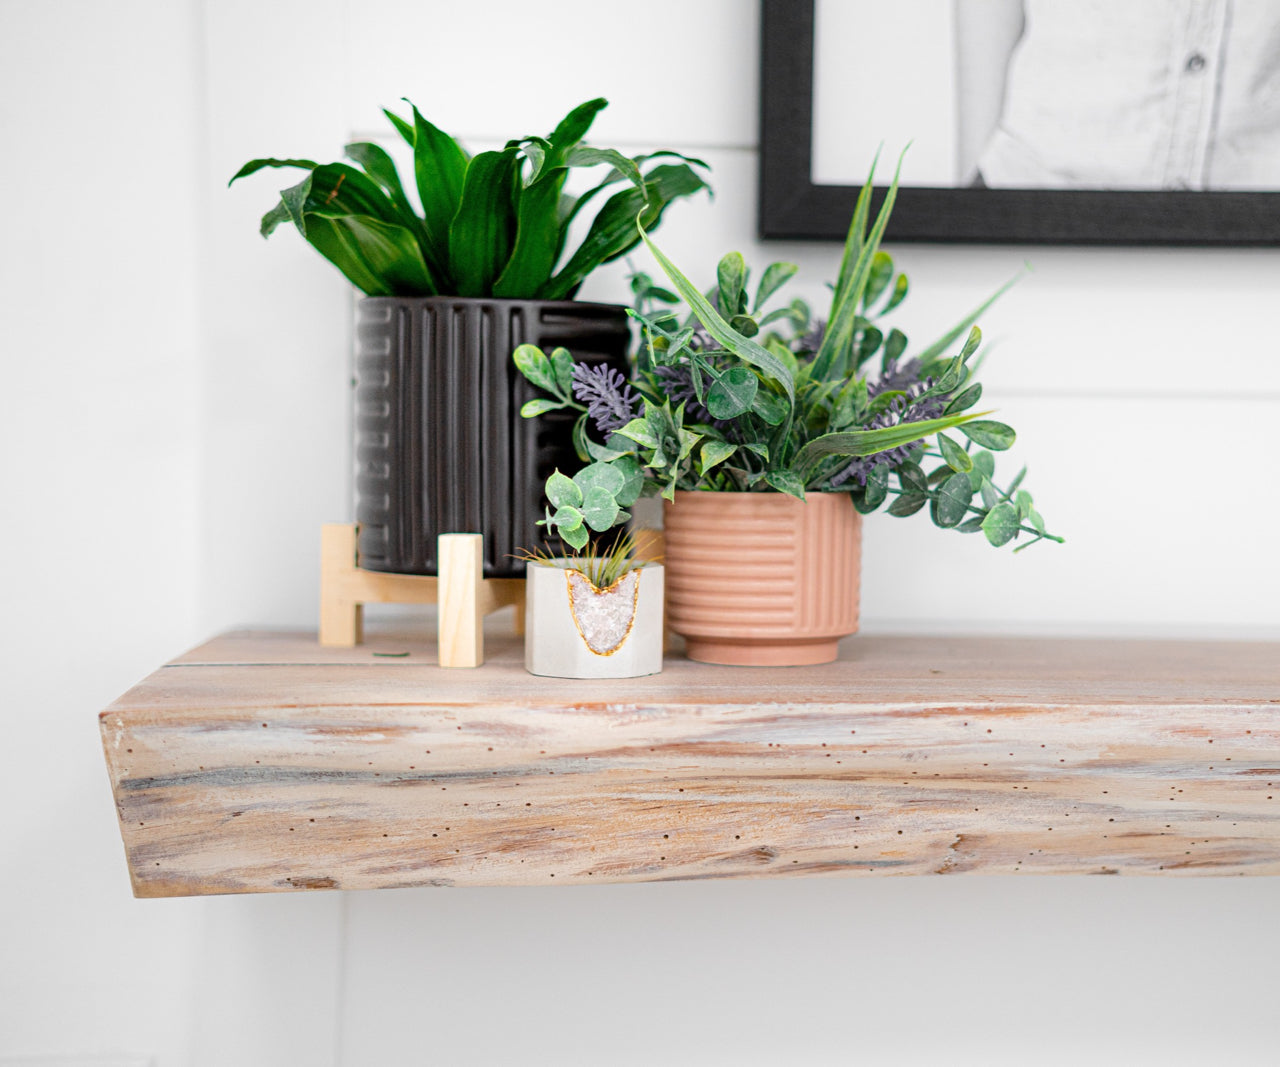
[565,569,640,655]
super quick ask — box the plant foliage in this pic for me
[230,99,710,299]
[516,154,1061,552]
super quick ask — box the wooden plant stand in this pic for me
[318,524,524,668]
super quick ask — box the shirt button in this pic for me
[1185,52,1207,72]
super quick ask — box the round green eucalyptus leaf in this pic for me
[886,492,927,517]
[706,367,758,420]
[611,454,645,507]
[982,502,1021,546]
[573,460,625,496]
[560,522,590,551]
[961,420,1016,451]
[931,473,973,528]
[546,470,583,510]
[550,504,584,530]
[580,486,621,532]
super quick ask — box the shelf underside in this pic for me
[100,628,1280,896]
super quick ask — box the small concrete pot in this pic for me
[524,560,665,679]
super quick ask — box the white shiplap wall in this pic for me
[3,1,1278,1064]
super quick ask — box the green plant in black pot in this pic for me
[230,97,708,300]
[230,99,709,578]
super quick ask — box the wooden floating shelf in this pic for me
[99,627,1280,897]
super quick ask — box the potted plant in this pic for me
[513,429,663,678]
[513,156,1060,666]
[230,98,708,577]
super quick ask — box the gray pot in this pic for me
[354,296,630,577]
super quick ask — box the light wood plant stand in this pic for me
[319,524,525,668]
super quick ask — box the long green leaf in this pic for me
[915,271,1022,369]
[539,164,708,300]
[448,147,521,296]
[556,153,709,258]
[830,147,880,317]
[792,410,990,483]
[272,165,435,294]
[564,145,644,193]
[493,165,568,297]
[409,102,468,278]
[548,98,607,157]
[291,212,434,295]
[228,157,318,185]
[289,162,407,228]
[343,141,418,223]
[637,219,795,402]
[812,151,904,381]
[382,108,415,146]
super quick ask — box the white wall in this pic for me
[2,1,1277,1064]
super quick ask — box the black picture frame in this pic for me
[758,0,1280,246]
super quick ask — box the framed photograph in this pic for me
[759,0,1280,245]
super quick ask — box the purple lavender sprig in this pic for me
[571,362,639,435]
[830,360,944,488]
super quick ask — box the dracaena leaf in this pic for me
[297,213,434,295]
[449,147,521,296]
[229,157,319,186]
[493,165,568,297]
[408,102,468,276]
[548,99,608,160]
[540,163,710,300]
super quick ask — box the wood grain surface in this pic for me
[100,627,1280,896]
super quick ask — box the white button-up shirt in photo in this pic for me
[977,0,1280,190]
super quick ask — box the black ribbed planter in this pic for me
[354,297,631,577]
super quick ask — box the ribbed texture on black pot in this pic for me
[354,297,630,577]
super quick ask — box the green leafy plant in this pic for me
[514,153,1061,552]
[229,98,710,299]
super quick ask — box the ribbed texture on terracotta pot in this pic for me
[354,296,629,577]
[662,491,862,666]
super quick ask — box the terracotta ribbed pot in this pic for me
[662,491,861,666]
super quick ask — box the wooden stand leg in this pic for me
[438,534,484,668]
[320,524,363,646]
